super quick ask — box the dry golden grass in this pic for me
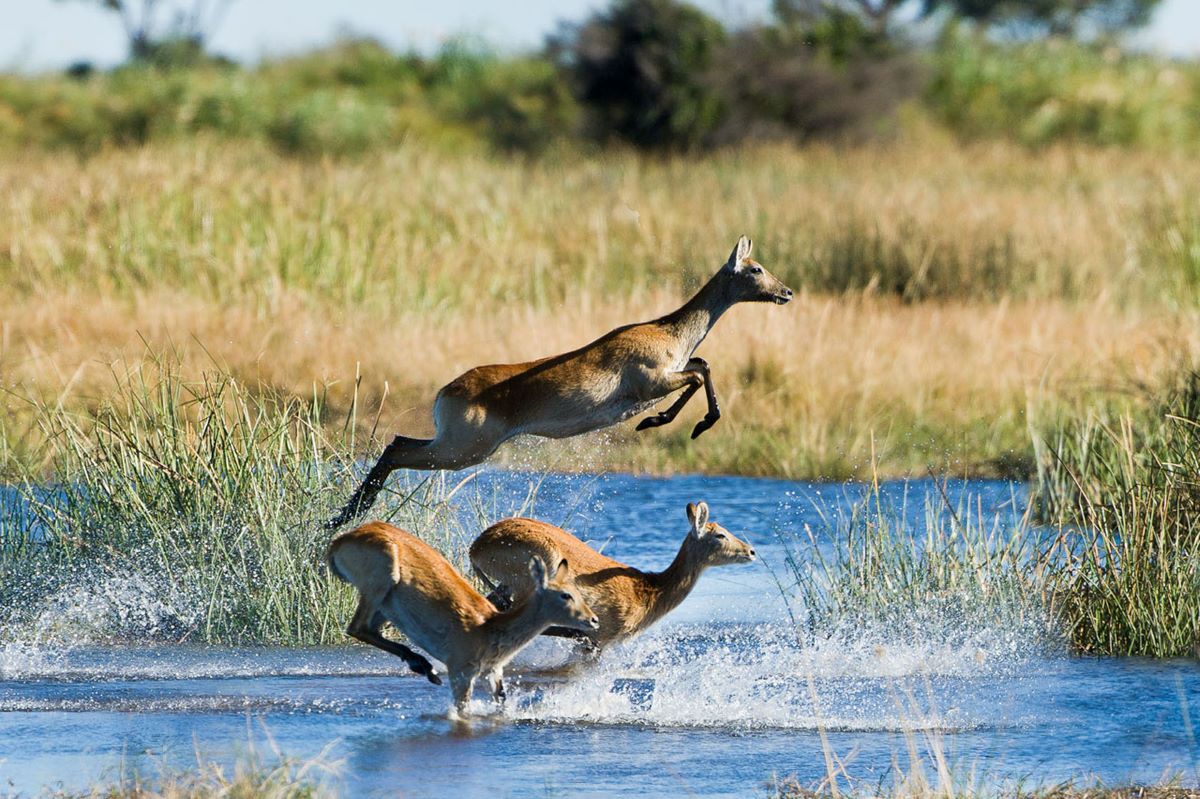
[2,138,1197,478]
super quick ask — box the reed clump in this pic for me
[786,481,1056,652]
[1033,371,1200,657]
[784,368,1200,659]
[0,359,488,646]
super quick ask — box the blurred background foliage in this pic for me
[2,0,1194,156]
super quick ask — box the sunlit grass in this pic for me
[1034,371,1200,657]
[0,359,511,645]
[2,139,1197,480]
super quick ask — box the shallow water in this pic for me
[2,472,1199,796]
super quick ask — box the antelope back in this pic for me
[471,518,615,600]
[329,521,494,623]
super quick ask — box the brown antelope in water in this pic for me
[469,501,756,652]
[325,236,792,529]
[326,521,599,715]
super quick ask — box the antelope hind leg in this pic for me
[324,435,430,530]
[347,604,442,685]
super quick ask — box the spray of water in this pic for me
[505,615,1044,732]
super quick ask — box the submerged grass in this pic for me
[0,359,514,646]
[45,737,338,798]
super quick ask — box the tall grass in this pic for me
[1033,372,1200,657]
[785,479,1056,651]
[0,357,504,645]
[779,370,1200,659]
[2,139,1197,481]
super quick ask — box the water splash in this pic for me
[507,621,1041,731]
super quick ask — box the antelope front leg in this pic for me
[688,359,721,439]
[488,669,506,703]
[451,672,475,717]
[635,358,707,432]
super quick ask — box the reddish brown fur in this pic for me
[326,236,792,529]
[327,521,599,715]
[469,502,756,651]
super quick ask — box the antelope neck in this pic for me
[663,271,736,352]
[646,539,704,615]
[478,598,552,652]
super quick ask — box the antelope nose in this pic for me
[589,616,600,629]
[782,288,794,299]
[748,548,757,560]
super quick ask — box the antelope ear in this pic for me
[686,501,708,535]
[554,558,570,583]
[695,501,710,530]
[528,556,548,588]
[727,235,752,268]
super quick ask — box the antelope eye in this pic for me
[715,532,727,539]
[560,592,572,601]
[749,266,763,275]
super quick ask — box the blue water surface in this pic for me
[1,472,1197,797]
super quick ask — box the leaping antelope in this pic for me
[326,236,792,529]
[469,501,756,652]
[326,520,599,716]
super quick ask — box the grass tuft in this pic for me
[0,356,502,645]
[1033,371,1200,657]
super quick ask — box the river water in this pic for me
[2,472,1198,797]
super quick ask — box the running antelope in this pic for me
[326,236,792,529]
[326,521,599,715]
[469,501,755,652]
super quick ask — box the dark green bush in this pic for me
[709,24,925,145]
[552,0,727,150]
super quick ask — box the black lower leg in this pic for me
[351,630,442,685]
[690,363,721,439]
[636,381,702,431]
[541,626,593,642]
[485,586,514,611]
[325,438,407,530]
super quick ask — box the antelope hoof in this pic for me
[636,414,668,431]
[691,415,719,439]
[411,660,442,685]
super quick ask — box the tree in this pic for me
[773,0,913,35]
[60,0,234,64]
[550,0,727,150]
[920,0,1162,36]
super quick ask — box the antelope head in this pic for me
[685,501,757,566]
[722,235,793,305]
[529,556,600,631]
